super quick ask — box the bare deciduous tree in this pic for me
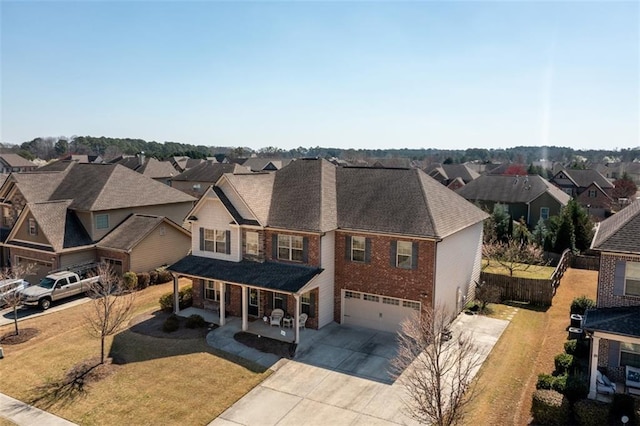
[392,305,482,426]
[483,239,546,276]
[1,263,36,336]
[475,281,502,313]
[85,264,135,364]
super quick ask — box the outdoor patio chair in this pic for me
[299,313,308,329]
[596,370,617,395]
[270,309,284,327]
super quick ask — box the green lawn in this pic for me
[482,259,555,279]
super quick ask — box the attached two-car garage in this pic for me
[341,289,421,333]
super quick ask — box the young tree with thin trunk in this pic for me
[391,305,482,426]
[85,264,135,364]
[1,264,35,336]
[483,239,546,276]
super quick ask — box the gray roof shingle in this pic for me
[0,154,36,168]
[27,201,92,250]
[97,214,166,251]
[171,161,247,183]
[558,169,613,189]
[591,198,640,253]
[168,255,322,293]
[456,174,571,205]
[583,306,640,338]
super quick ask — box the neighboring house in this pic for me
[550,168,614,219]
[596,162,640,186]
[241,158,292,172]
[171,162,250,197]
[583,199,640,398]
[110,153,177,185]
[58,154,103,164]
[169,159,487,343]
[426,163,480,186]
[170,156,208,173]
[0,162,195,281]
[456,174,571,228]
[0,154,38,173]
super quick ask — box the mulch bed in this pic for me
[129,310,215,339]
[234,332,297,358]
[0,327,39,345]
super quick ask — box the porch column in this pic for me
[588,335,601,399]
[172,275,180,315]
[294,294,300,344]
[241,285,248,331]
[219,282,226,326]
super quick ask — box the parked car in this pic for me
[19,270,100,310]
[0,278,29,308]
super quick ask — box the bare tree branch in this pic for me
[84,264,135,364]
[391,305,482,426]
[0,263,36,336]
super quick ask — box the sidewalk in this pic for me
[0,393,76,426]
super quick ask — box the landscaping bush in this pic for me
[551,373,567,393]
[156,269,173,284]
[136,272,150,290]
[564,373,589,402]
[163,314,180,333]
[531,389,570,425]
[149,270,159,285]
[159,286,193,312]
[574,399,610,426]
[185,314,207,329]
[536,373,555,390]
[564,339,577,355]
[610,394,637,426]
[122,271,138,291]
[570,296,595,315]
[554,353,575,375]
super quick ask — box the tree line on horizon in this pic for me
[2,135,639,165]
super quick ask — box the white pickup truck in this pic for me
[20,270,100,310]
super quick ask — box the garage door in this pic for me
[15,257,53,284]
[342,290,421,333]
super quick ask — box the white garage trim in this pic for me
[341,289,420,333]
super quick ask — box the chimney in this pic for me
[139,151,145,166]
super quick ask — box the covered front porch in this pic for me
[168,255,322,344]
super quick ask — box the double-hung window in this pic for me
[246,232,259,255]
[621,342,640,368]
[204,280,220,301]
[28,218,37,236]
[351,236,366,262]
[540,207,550,221]
[625,262,640,297]
[301,292,311,315]
[396,241,413,269]
[203,229,227,254]
[588,189,597,198]
[96,214,109,230]
[278,234,304,262]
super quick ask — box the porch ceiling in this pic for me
[583,306,640,338]
[168,255,322,293]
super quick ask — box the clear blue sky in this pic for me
[1,1,638,151]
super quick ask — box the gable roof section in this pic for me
[48,163,195,210]
[222,172,275,225]
[0,154,36,168]
[171,161,247,182]
[337,167,486,239]
[97,214,189,251]
[563,169,613,189]
[24,201,92,251]
[457,174,570,205]
[4,171,67,203]
[591,198,640,253]
[138,158,177,179]
[212,187,259,226]
[268,159,336,232]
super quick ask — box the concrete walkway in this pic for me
[210,313,509,426]
[0,393,76,426]
[0,296,90,327]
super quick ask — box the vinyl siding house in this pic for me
[550,168,614,219]
[583,199,640,398]
[169,159,487,343]
[456,174,571,228]
[0,162,195,281]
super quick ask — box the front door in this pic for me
[248,288,259,316]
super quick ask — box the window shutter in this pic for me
[272,235,278,260]
[365,238,371,263]
[201,279,206,301]
[225,283,230,305]
[411,242,419,270]
[310,291,316,318]
[608,340,620,368]
[199,227,205,251]
[345,235,352,261]
[302,237,309,263]
[390,241,397,267]
[225,230,231,254]
[614,261,626,296]
[267,292,273,310]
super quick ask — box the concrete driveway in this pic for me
[0,294,90,327]
[211,314,510,426]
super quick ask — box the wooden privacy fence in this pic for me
[481,249,572,306]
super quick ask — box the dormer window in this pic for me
[28,218,37,236]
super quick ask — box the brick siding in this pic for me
[597,253,640,308]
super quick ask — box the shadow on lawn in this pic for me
[503,300,550,313]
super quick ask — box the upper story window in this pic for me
[351,236,366,262]
[396,241,413,269]
[28,218,38,236]
[200,228,230,255]
[588,189,597,198]
[625,262,640,297]
[540,207,550,221]
[96,214,109,230]
[246,232,259,255]
[277,234,304,262]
